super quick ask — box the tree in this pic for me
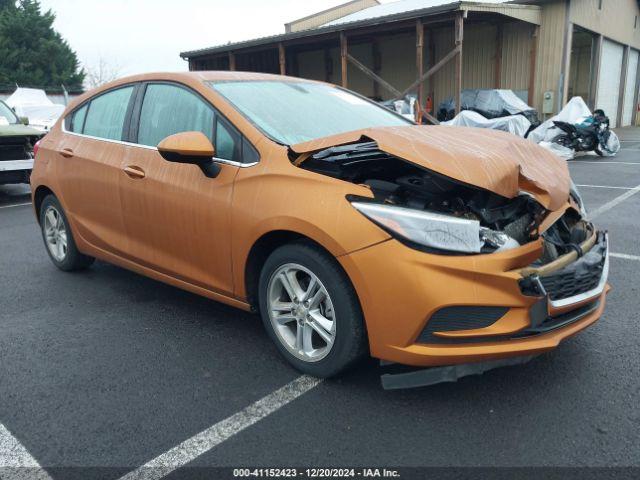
[84,56,122,89]
[0,0,85,90]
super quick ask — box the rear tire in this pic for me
[39,194,94,271]
[258,241,367,378]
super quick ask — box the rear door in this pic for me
[119,82,248,296]
[57,85,137,256]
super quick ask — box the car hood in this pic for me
[0,124,43,137]
[291,125,570,211]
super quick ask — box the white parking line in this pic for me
[611,252,640,261]
[575,184,634,190]
[567,161,640,165]
[0,423,53,480]
[119,375,322,480]
[589,184,640,219]
[0,202,31,210]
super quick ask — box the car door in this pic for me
[119,82,249,296]
[57,85,136,257]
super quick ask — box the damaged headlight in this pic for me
[351,202,520,254]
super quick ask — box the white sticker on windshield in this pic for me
[0,117,9,125]
[330,90,368,106]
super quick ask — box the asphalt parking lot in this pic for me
[1,129,639,479]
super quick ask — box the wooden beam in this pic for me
[397,45,461,100]
[228,52,236,71]
[528,25,539,107]
[346,53,401,97]
[340,32,348,88]
[494,23,503,89]
[278,43,286,75]
[454,12,464,115]
[416,19,425,111]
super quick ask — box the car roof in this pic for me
[112,71,324,84]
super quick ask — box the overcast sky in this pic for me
[38,0,393,77]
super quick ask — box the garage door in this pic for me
[596,39,624,128]
[622,49,639,127]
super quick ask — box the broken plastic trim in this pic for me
[380,355,538,390]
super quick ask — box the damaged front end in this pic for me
[293,140,561,255]
[290,130,609,388]
[292,136,604,291]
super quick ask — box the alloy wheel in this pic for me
[267,263,336,362]
[43,205,68,262]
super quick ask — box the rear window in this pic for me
[83,86,134,141]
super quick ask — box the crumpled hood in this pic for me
[291,125,571,211]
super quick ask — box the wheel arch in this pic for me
[243,229,354,312]
[33,185,56,223]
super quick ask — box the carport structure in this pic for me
[181,1,542,123]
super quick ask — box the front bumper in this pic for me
[339,229,610,367]
[0,159,34,172]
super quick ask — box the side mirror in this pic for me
[19,116,29,126]
[157,131,221,178]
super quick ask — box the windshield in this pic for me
[208,80,410,145]
[0,101,19,125]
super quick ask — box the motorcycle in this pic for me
[552,109,613,156]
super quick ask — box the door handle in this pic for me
[59,147,74,158]
[123,165,146,179]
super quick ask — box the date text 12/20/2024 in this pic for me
[233,468,400,478]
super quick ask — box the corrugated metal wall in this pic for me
[532,0,567,115]
[501,22,534,90]
[377,32,416,99]
[296,19,535,109]
[570,0,640,50]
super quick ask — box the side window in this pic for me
[83,86,134,140]
[215,117,240,161]
[137,84,214,147]
[70,104,88,133]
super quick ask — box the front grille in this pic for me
[538,250,605,301]
[0,142,30,161]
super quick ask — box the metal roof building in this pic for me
[182,0,640,127]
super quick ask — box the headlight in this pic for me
[351,202,519,254]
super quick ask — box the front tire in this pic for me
[258,241,366,377]
[39,194,94,271]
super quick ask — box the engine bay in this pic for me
[294,141,590,261]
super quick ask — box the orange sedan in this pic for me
[30,72,609,385]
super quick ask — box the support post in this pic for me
[340,32,348,88]
[416,19,425,109]
[454,12,464,115]
[278,43,286,75]
[528,26,539,107]
[495,23,503,89]
[229,52,236,71]
[397,45,461,99]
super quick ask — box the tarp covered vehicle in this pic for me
[5,88,65,133]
